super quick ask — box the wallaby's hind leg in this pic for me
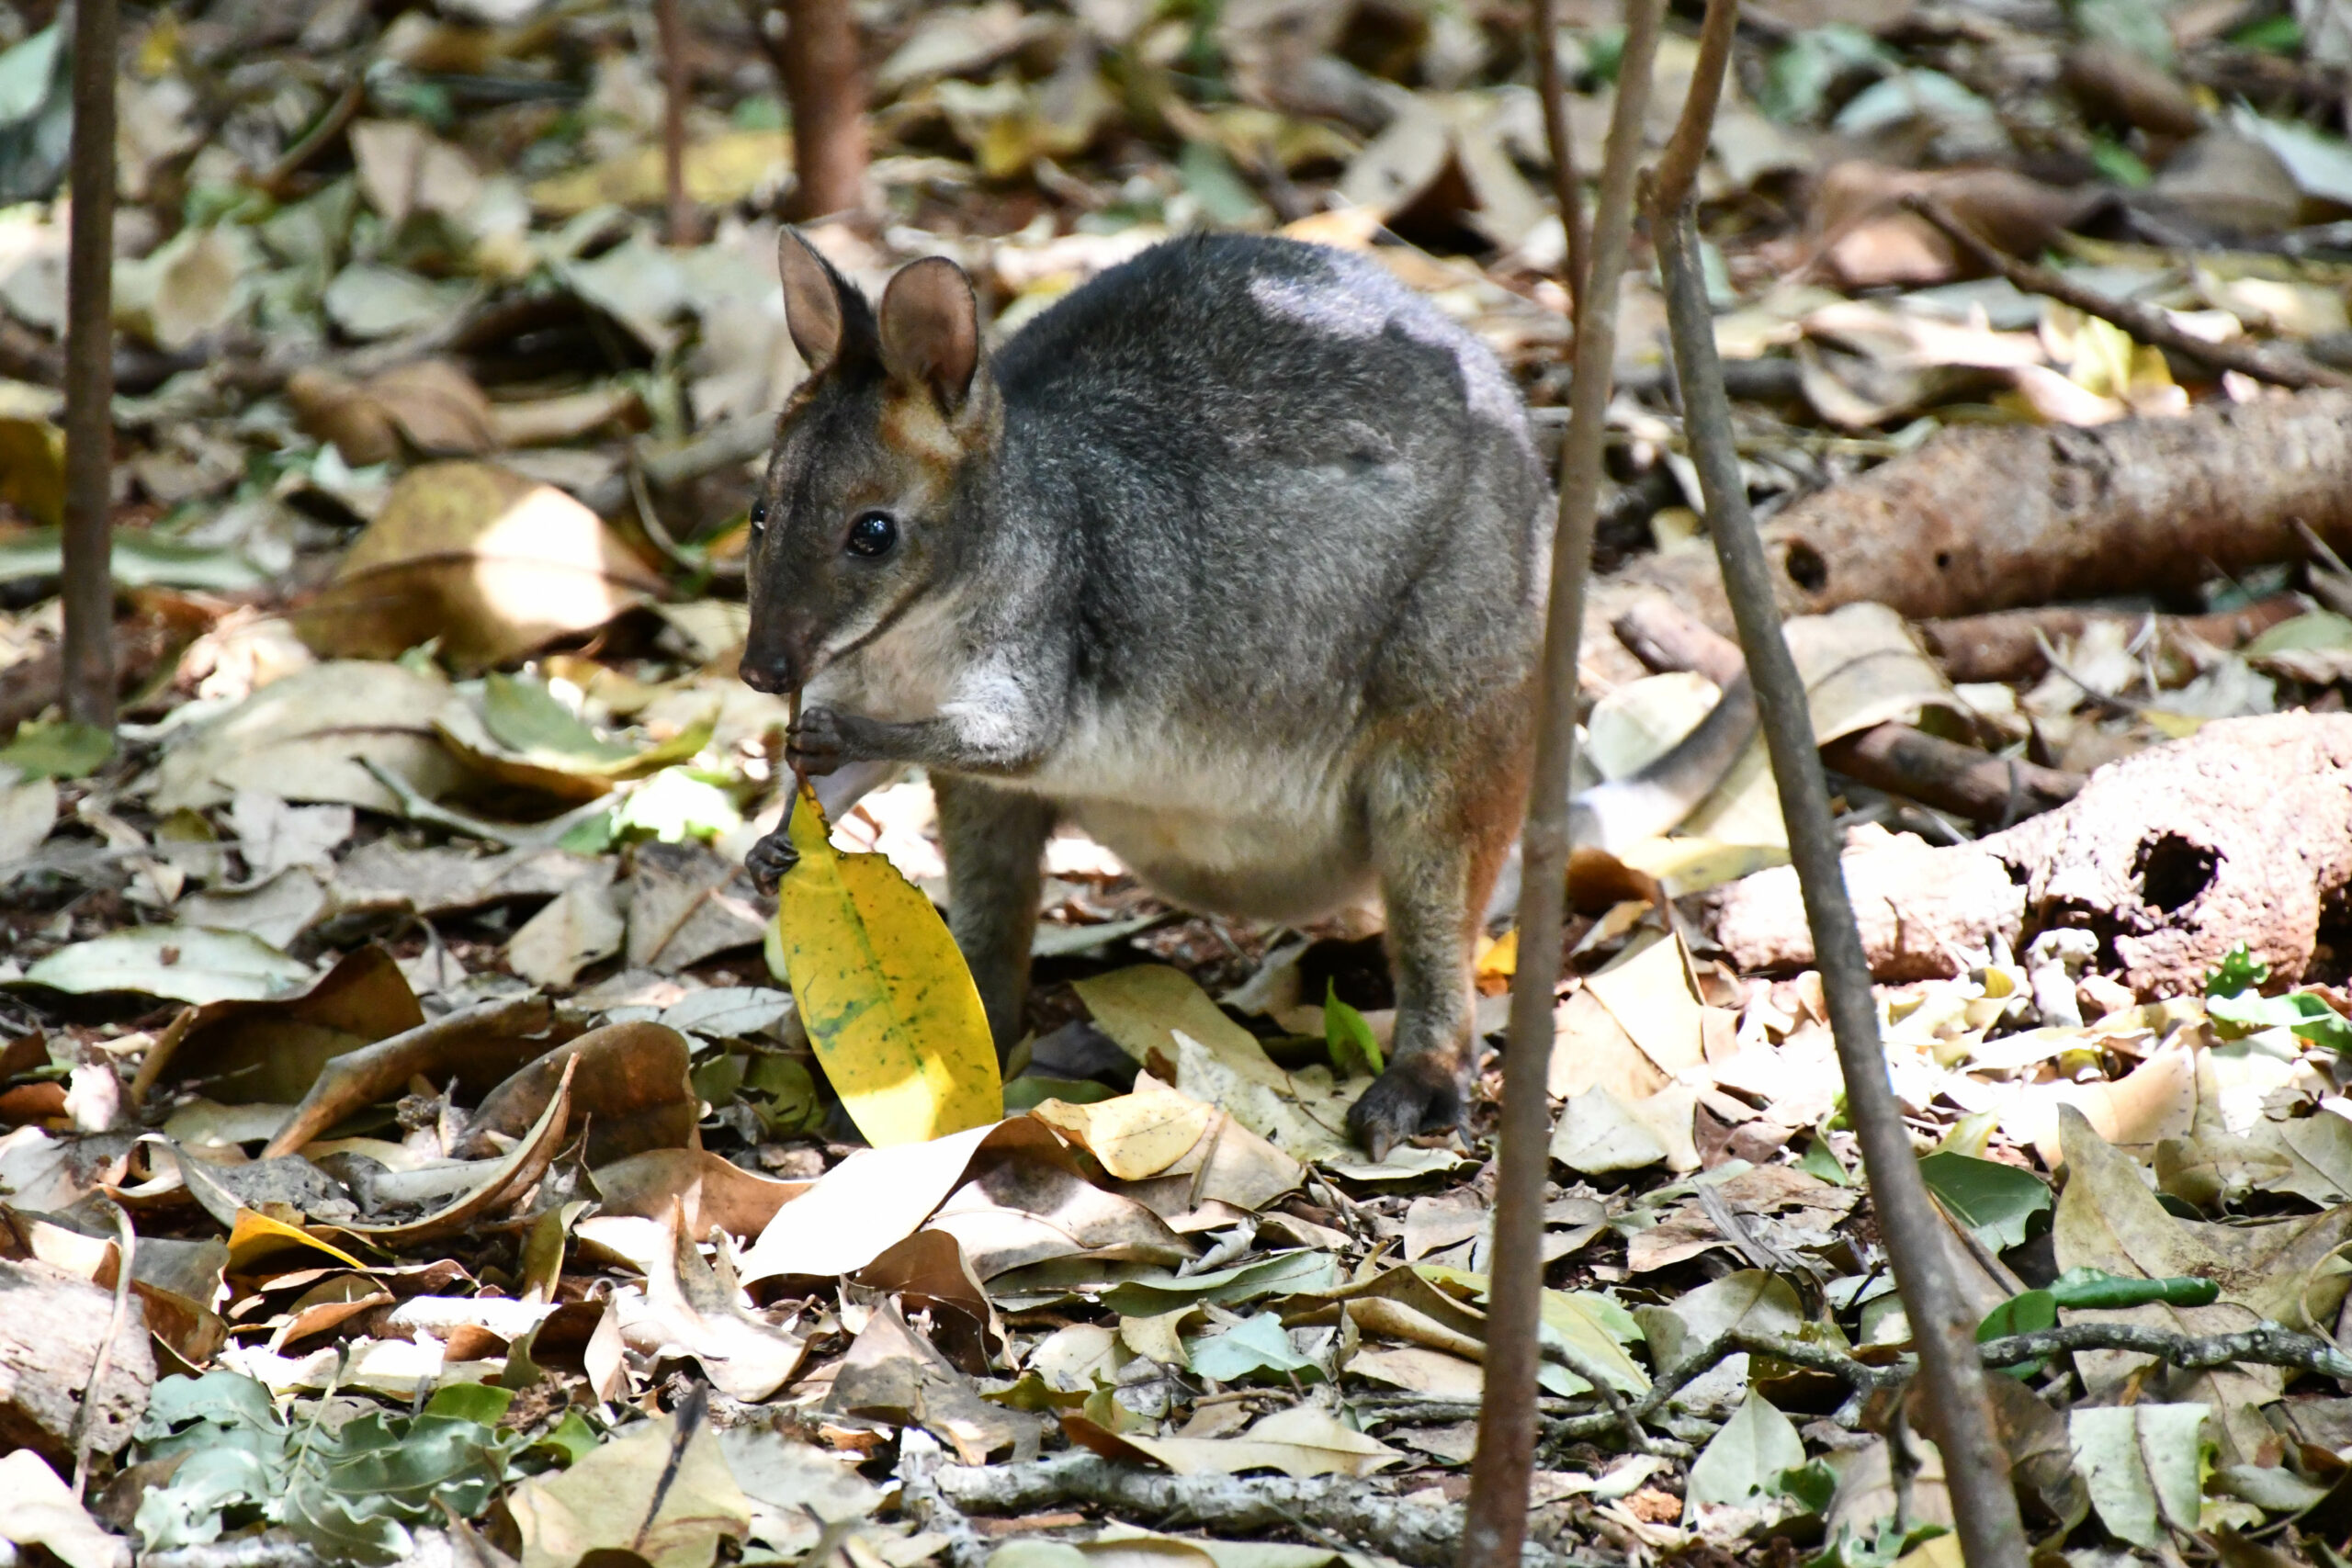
[1346,734,1521,1160]
[933,774,1057,1051]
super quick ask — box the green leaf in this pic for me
[481,673,639,768]
[1185,1312,1321,1382]
[613,767,741,843]
[1686,1390,1806,1512]
[1977,1288,2057,1342]
[530,1409,600,1467]
[21,926,312,1006]
[1774,1459,1838,1515]
[139,1372,284,1439]
[1101,1249,1342,1317]
[2204,942,2269,998]
[0,525,269,592]
[1798,1131,1851,1187]
[2069,1404,2211,1548]
[1323,981,1383,1078]
[278,1482,413,1566]
[2208,987,2352,1052]
[1918,1151,2051,1252]
[0,718,113,779]
[422,1383,514,1427]
[2046,1267,2217,1310]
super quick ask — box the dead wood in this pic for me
[1586,390,2352,686]
[1917,593,2307,683]
[1709,711,2352,993]
[1614,599,2084,825]
[0,1257,154,1465]
[933,1453,1581,1568]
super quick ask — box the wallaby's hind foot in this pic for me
[1346,1050,1470,1162]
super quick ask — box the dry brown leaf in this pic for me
[295,462,665,671]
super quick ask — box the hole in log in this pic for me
[1783,540,1826,593]
[2133,834,2217,913]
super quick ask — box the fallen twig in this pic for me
[1917,594,2308,683]
[68,1198,137,1499]
[1906,194,2351,392]
[932,1454,1598,1568]
[1977,1321,2352,1380]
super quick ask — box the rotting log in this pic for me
[1587,390,2352,684]
[1710,711,2352,994]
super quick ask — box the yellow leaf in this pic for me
[1474,929,1517,980]
[526,129,793,215]
[765,782,999,1145]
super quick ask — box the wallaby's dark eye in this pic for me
[749,503,767,536]
[845,510,899,558]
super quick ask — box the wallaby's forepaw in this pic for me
[1346,1055,1466,1162]
[746,827,799,894]
[786,705,849,775]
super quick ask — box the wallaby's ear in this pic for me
[778,228,853,374]
[877,257,981,411]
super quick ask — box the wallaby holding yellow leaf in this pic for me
[740,230,1544,1157]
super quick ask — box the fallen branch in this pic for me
[1905,194,2350,392]
[931,1454,1588,1568]
[1585,389,2352,685]
[1917,594,2307,683]
[1977,1321,2352,1380]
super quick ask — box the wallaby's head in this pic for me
[741,231,995,695]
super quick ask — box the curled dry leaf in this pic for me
[260,996,560,1158]
[131,945,424,1109]
[293,462,665,671]
[613,1201,808,1401]
[591,1148,809,1238]
[740,1119,1068,1283]
[286,359,498,468]
[457,1020,696,1168]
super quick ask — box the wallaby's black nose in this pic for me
[739,650,798,694]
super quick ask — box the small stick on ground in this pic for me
[1905,194,2351,392]
[1466,6,1664,1565]
[658,0,694,246]
[62,0,119,729]
[1651,28,2031,1568]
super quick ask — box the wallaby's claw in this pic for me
[786,705,847,776]
[746,828,799,894]
[1345,1055,1465,1161]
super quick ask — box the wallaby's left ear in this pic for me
[877,256,981,412]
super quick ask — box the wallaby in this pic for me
[740,229,1546,1158]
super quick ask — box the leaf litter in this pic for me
[12,0,2352,1564]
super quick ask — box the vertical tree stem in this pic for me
[1654,200,2029,1568]
[1460,6,1664,1565]
[779,0,869,220]
[1531,0,1590,311]
[62,0,119,729]
[658,0,693,246]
